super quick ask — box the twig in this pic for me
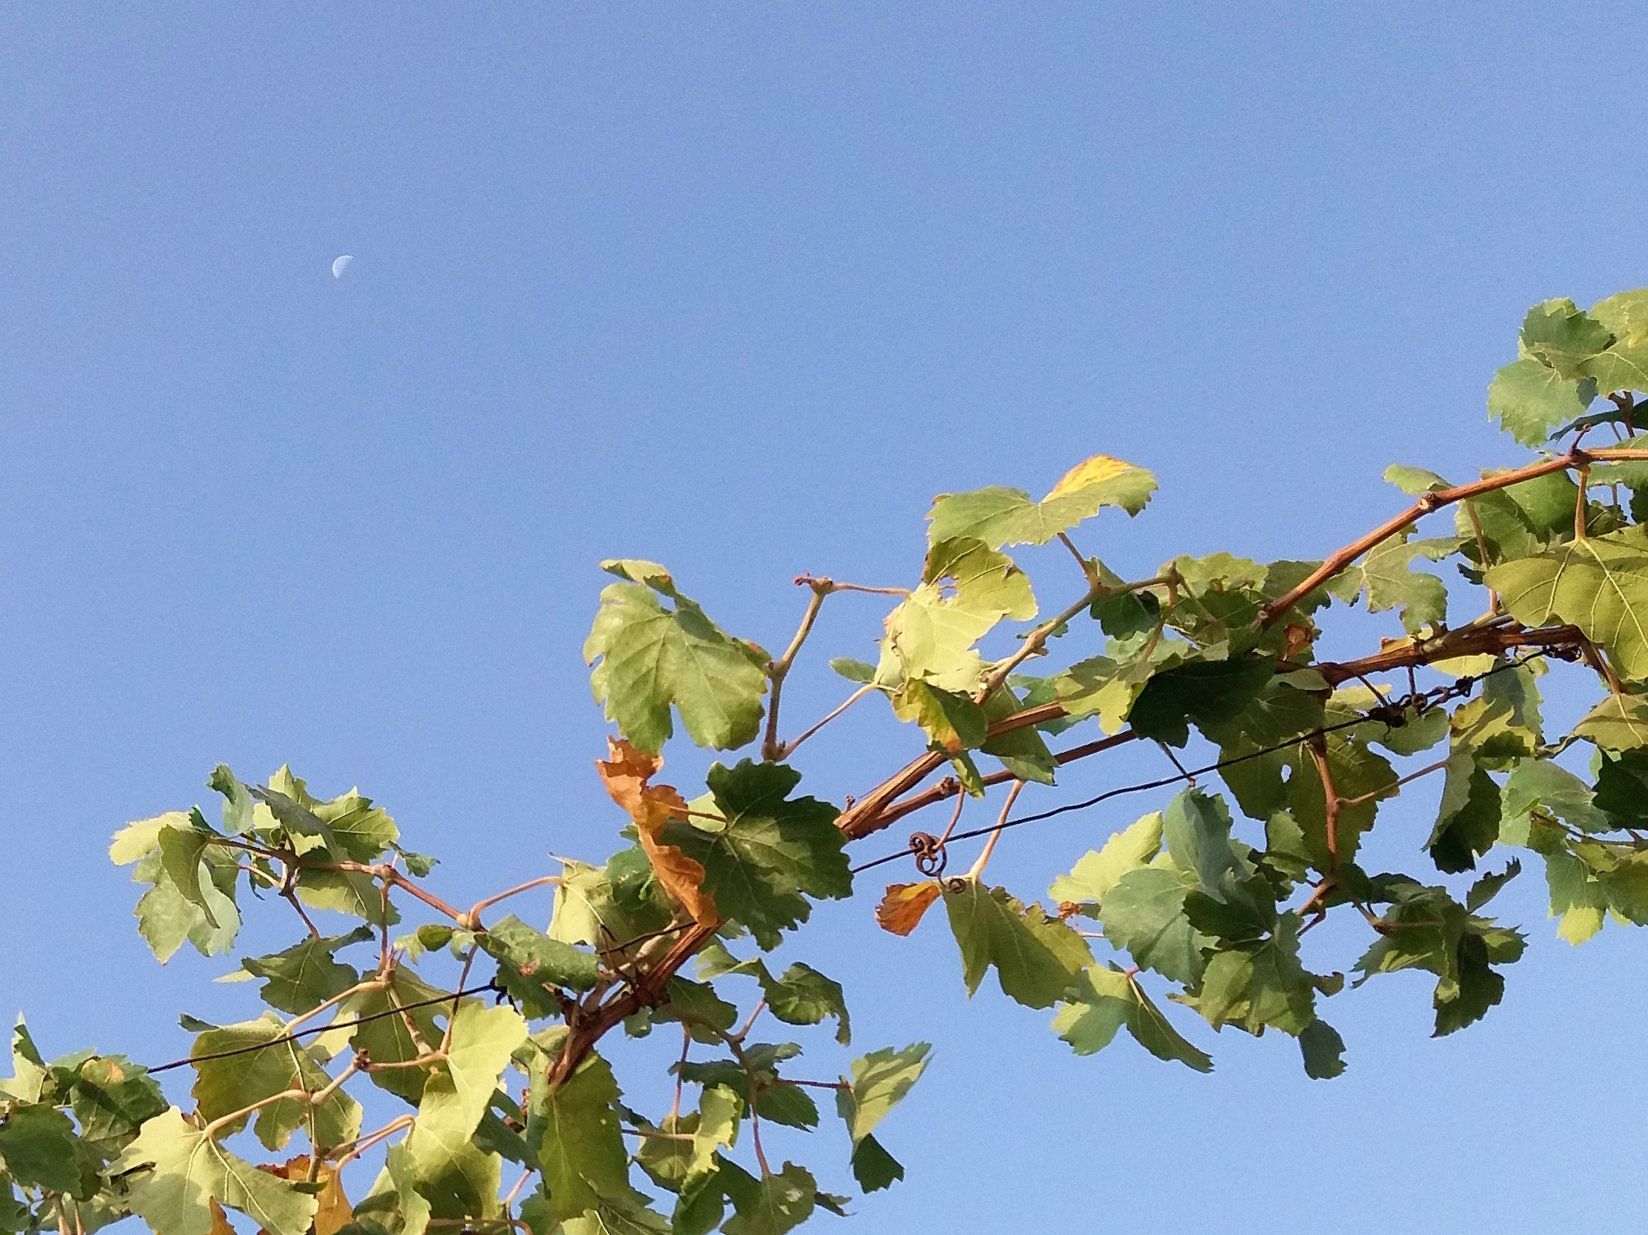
[466,875,562,928]
[1056,531,1099,586]
[780,684,873,759]
[1257,447,1648,627]
[1305,735,1342,871]
[763,577,835,761]
[965,781,1025,879]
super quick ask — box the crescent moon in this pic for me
[331,255,354,279]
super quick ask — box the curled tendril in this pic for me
[908,831,948,876]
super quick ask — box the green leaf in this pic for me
[1097,868,1211,985]
[1466,860,1522,912]
[550,848,675,951]
[1383,464,1450,495]
[835,1043,931,1144]
[1127,657,1275,748]
[1053,965,1213,1072]
[678,1044,820,1130]
[1489,356,1596,446]
[887,679,988,751]
[0,1019,46,1104]
[923,537,1037,622]
[1457,470,1583,572]
[1595,747,1648,816]
[978,685,1056,784]
[528,1051,637,1222]
[942,881,1091,1009]
[336,968,449,1104]
[252,767,399,864]
[1297,1020,1347,1079]
[1354,879,1525,1035]
[849,1134,904,1193]
[0,1104,98,1199]
[635,1085,740,1196]
[116,817,241,963]
[1425,753,1501,874]
[234,927,371,1016]
[584,560,769,753]
[1325,532,1455,634]
[477,914,600,1016]
[1572,693,1648,750]
[723,1162,817,1235]
[1053,654,1158,735]
[1195,916,1317,1035]
[1486,527,1648,681]
[926,455,1157,549]
[660,761,849,949]
[110,1108,318,1235]
[829,657,876,684]
[1519,298,1612,377]
[1049,811,1164,909]
[761,963,851,1045]
[405,1002,528,1182]
[189,1014,361,1153]
[64,1054,167,1155]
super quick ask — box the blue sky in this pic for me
[3,6,1646,1231]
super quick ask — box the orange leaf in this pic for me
[875,882,941,936]
[209,1202,235,1235]
[597,738,718,923]
[257,1156,353,1235]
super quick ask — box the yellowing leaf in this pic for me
[874,883,941,936]
[926,455,1157,550]
[258,1157,352,1235]
[1045,454,1145,500]
[596,739,717,924]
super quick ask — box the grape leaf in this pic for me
[942,881,1091,1008]
[584,559,769,753]
[404,1002,527,1182]
[111,1108,318,1235]
[233,928,371,1016]
[926,454,1157,549]
[528,1051,637,1222]
[659,761,849,949]
[1053,965,1213,1072]
[834,1043,930,1143]
[1489,357,1596,446]
[1486,528,1648,680]
[189,1014,360,1153]
[1097,867,1211,985]
[0,1104,98,1198]
[723,1162,817,1235]
[1049,811,1164,909]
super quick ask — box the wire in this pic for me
[849,652,1546,876]
[145,981,504,1075]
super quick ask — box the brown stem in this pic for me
[1306,735,1342,871]
[1256,447,1648,627]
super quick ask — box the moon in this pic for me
[331,255,354,279]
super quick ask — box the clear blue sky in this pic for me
[2,6,1645,1231]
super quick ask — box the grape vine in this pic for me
[7,288,1648,1233]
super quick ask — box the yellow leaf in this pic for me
[1045,454,1144,500]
